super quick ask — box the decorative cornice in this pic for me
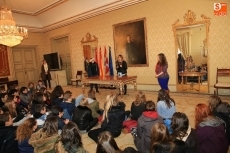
[12,0,68,16]
[18,0,147,33]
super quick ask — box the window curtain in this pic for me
[177,32,190,59]
[0,45,10,76]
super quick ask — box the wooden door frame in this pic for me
[11,45,39,85]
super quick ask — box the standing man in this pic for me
[87,58,100,93]
[126,35,137,64]
[116,55,128,95]
[41,60,52,89]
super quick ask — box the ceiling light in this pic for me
[0,0,28,47]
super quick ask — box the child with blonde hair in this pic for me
[88,93,125,142]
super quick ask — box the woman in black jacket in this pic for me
[116,55,128,94]
[88,93,125,143]
[72,98,98,132]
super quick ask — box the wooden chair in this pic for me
[214,68,230,95]
[71,71,83,87]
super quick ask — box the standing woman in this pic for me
[41,60,52,90]
[116,55,128,95]
[155,53,169,94]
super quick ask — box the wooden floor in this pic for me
[60,86,230,153]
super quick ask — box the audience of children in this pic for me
[132,100,163,153]
[72,98,98,132]
[0,81,229,153]
[88,93,125,142]
[156,89,176,133]
[16,118,37,153]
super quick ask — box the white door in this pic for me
[12,48,39,87]
[51,36,72,84]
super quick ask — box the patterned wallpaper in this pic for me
[6,0,230,93]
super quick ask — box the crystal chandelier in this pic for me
[0,1,28,47]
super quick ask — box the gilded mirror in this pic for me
[81,33,98,72]
[172,10,210,93]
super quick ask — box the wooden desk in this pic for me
[179,71,207,93]
[81,76,137,95]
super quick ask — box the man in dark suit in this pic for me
[126,35,139,64]
[87,58,100,93]
[41,60,52,89]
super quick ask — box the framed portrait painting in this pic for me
[113,18,148,67]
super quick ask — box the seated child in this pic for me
[8,89,20,104]
[19,87,31,109]
[123,91,146,133]
[0,92,8,107]
[32,104,47,128]
[2,98,30,126]
[0,113,19,153]
[75,89,100,118]
[132,101,163,153]
[36,80,46,91]
[39,87,52,108]
[47,105,67,130]
[60,91,75,120]
[28,82,35,96]
[73,98,98,132]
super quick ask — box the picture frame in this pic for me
[113,18,148,67]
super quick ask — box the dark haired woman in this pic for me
[133,101,163,153]
[50,85,64,106]
[55,121,88,153]
[155,53,169,93]
[30,92,46,114]
[41,60,52,90]
[96,131,139,153]
[16,118,37,153]
[116,55,128,95]
[171,112,198,153]
[195,103,228,153]
[150,123,176,153]
[157,89,176,133]
[29,116,59,153]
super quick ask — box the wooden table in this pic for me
[81,76,137,95]
[179,71,207,93]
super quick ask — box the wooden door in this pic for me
[12,48,39,87]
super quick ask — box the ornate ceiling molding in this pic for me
[18,0,147,33]
[12,0,68,16]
